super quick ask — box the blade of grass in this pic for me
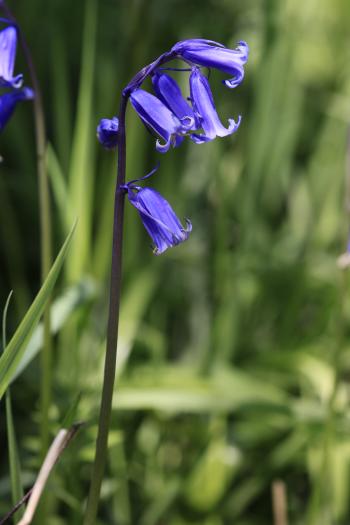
[3,291,24,522]
[47,144,71,233]
[0,223,76,399]
[66,0,97,282]
[11,279,95,384]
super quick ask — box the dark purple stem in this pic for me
[83,94,128,525]
[123,50,176,95]
[84,50,179,524]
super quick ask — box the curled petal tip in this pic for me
[223,72,244,89]
[156,135,172,153]
[227,115,242,133]
[184,218,192,233]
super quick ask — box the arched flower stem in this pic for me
[84,50,179,524]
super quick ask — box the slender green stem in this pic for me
[3,292,24,521]
[21,23,52,462]
[83,95,128,525]
[1,2,53,458]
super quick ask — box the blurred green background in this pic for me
[1,0,350,523]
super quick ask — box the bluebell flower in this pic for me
[123,179,192,255]
[0,24,23,88]
[0,87,34,131]
[172,39,249,89]
[152,71,197,129]
[97,117,119,149]
[130,88,193,153]
[189,67,241,144]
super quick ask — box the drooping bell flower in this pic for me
[122,175,192,255]
[172,39,249,89]
[0,87,34,131]
[130,88,192,153]
[152,71,197,130]
[189,67,241,144]
[0,23,23,88]
[97,116,119,149]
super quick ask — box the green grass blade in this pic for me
[11,279,95,383]
[47,143,71,232]
[3,291,24,520]
[2,291,13,351]
[5,394,24,521]
[66,0,97,281]
[0,224,76,399]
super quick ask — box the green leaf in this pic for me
[5,394,24,520]
[11,278,95,383]
[47,143,71,232]
[66,0,97,281]
[0,224,76,399]
[185,438,241,511]
[61,393,82,429]
[111,365,286,413]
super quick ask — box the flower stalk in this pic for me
[83,94,128,525]
[85,38,248,522]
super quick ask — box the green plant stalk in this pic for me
[83,94,128,525]
[5,394,24,521]
[3,291,24,521]
[0,1,53,458]
[24,40,53,462]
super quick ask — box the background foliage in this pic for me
[1,0,350,523]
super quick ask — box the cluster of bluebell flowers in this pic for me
[97,38,248,254]
[0,19,33,132]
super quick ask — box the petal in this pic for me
[0,87,34,131]
[126,186,191,255]
[130,89,190,153]
[172,39,225,52]
[189,68,241,141]
[0,26,23,88]
[175,40,249,89]
[97,116,119,149]
[152,71,197,128]
[130,89,181,140]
